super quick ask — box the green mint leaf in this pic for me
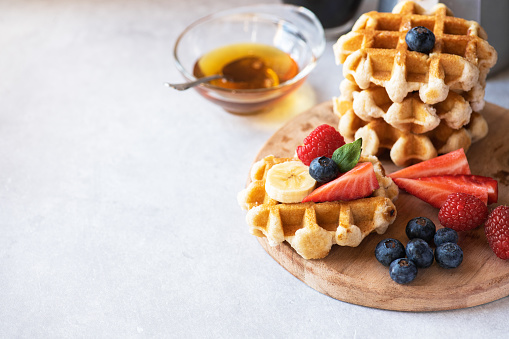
[332,138,362,173]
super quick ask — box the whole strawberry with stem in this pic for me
[438,193,488,231]
[485,205,509,260]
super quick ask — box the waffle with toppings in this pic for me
[332,1,496,166]
[333,1,497,106]
[238,155,398,259]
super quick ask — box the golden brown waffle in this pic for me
[238,155,293,211]
[238,155,398,210]
[333,97,488,167]
[333,1,497,107]
[237,155,398,259]
[246,197,396,259]
[340,79,473,133]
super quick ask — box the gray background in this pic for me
[1,0,509,337]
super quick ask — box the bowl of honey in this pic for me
[173,4,326,114]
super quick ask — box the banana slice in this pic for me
[265,161,316,203]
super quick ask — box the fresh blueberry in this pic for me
[375,238,406,266]
[309,156,340,183]
[435,242,463,269]
[405,217,436,244]
[405,238,434,268]
[434,228,459,247]
[389,258,418,284]
[405,26,435,54]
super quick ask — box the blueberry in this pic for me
[389,258,418,284]
[435,243,463,269]
[375,238,406,266]
[405,238,434,268]
[405,217,436,244]
[309,156,340,183]
[434,228,459,247]
[405,26,435,54]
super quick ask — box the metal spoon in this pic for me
[165,56,275,91]
[165,74,223,91]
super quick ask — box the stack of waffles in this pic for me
[332,1,497,167]
[238,155,398,259]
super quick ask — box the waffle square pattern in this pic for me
[340,79,473,133]
[332,0,495,167]
[333,81,488,167]
[238,155,398,259]
[333,1,497,106]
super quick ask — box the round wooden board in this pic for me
[251,101,509,312]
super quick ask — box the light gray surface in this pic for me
[1,0,509,338]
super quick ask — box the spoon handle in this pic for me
[165,74,223,91]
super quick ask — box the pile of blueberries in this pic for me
[375,217,463,284]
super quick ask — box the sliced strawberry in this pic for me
[389,149,471,179]
[302,162,379,203]
[393,177,488,209]
[418,175,498,205]
[466,175,498,204]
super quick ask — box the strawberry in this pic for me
[302,162,379,203]
[465,175,498,204]
[485,206,509,260]
[418,175,498,204]
[389,149,471,179]
[296,124,345,166]
[438,193,488,231]
[393,177,488,209]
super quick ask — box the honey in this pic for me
[193,43,299,90]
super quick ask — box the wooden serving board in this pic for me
[251,101,509,312]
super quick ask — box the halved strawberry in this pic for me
[302,162,379,203]
[393,177,488,209]
[389,149,471,179]
[418,175,498,205]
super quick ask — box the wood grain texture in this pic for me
[251,101,509,312]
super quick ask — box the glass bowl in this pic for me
[173,4,326,114]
